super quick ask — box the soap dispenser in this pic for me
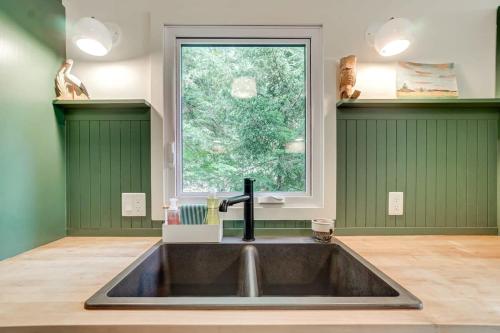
[166,198,180,225]
[205,191,220,225]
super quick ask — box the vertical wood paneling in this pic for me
[436,120,447,227]
[345,120,357,227]
[141,120,152,228]
[130,122,142,229]
[487,120,498,228]
[110,121,122,229]
[406,120,417,227]
[466,120,478,227]
[355,120,367,227]
[366,120,377,227]
[79,121,90,229]
[456,120,468,227]
[120,121,131,229]
[375,120,387,228]
[99,121,111,229]
[66,112,151,234]
[68,121,80,230]
[415,120,427,228]
[336,120,347,228]
[89,121,101,228]
[396,120,407,227]
[386,120,397,228]
[67,106,497,235]
[337,111,497,233]
[477,120,489,226]
[446,120,457,228]
[425,120,437,227]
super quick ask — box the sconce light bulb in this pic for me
[380,39,410,57]
[72,17,116,56]
[366,18,414,57]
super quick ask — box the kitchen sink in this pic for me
[85,238,422,309]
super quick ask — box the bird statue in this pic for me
[55,59,90,100]
[339,55,361,100]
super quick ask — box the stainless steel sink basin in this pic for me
[85,238,422,309]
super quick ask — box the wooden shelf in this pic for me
[53,99,151,110]
[336,98,500,109]
[53,99,151,121]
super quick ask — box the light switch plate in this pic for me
[122,193,146,217]
[388,192,404,215]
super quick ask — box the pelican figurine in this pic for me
[55,59,90,100]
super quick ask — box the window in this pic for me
[180,42,307,194]
[164,26,323,211]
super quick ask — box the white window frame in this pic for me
[164,26,324,219]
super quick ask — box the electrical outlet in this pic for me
[388,192,404,215]
[122,193,146,217]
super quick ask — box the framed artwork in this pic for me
[396,61,458,98]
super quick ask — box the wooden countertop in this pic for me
[0,236,499,333]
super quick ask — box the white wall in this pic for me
[63,0,499,220]
[70,57,150,99]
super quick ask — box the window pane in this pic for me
[180,44,306,193]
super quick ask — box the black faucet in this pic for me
[219,178,255,242]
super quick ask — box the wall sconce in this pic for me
[366,17,414,57]
[72,17,120,56]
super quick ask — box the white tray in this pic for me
[162,222,223,243]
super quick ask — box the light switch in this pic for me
[122,193,146,217]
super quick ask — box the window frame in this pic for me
[164,26,324,217]
[176,38,311,197]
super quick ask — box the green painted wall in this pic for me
[337,107,498,235]
[64,102,498,236]
[0,0,66,259]
[496,6,500,97]
[62,108,158,235]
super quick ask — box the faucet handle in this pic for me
[243,178,254,197]
[244,178,255,193]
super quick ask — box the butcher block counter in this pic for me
[0,236,499,333]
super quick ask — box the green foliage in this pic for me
[181,45,306,193]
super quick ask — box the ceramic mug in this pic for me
[311,218,334,243]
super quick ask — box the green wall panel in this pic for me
[64,109,154,235]
[496,6,500,97]
[64,102,498,236]
[0,0,66,260]
[337,108,499,234]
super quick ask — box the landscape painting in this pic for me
[396,61,458,98]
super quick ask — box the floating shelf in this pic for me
[53,99,151,110]
[53,99,151,121]
[336,99,500,109]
